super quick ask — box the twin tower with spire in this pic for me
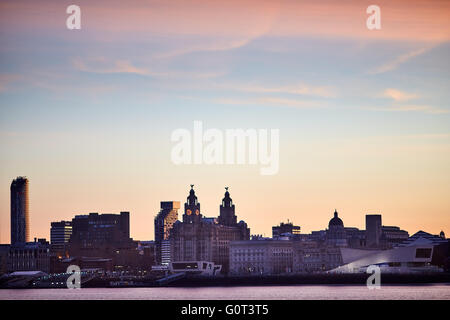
[172,185,250,273]
[183,184,237,226]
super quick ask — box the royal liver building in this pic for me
[170,185,250,273]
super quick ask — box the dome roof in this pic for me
[329,210,343,227]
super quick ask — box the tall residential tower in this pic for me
[10,176,30,245]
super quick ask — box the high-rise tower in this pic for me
[10,176,30,245]
[154,201,180,265]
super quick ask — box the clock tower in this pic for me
[183,184,202,223]
[218,187,237,226]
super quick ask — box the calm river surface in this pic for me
[1,285,450,300]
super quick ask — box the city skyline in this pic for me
[1,0,449,243]
[0,178,447,244]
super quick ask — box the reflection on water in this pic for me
[1,285,450,300]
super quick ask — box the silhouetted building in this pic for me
[399,230,448,247]
[310,230,327,242]
[50,221,72,257]
[8,238,50,273]
[230,239,294,275]
[69,212,138,269]
[218,187,237,226]
[0,245,10,275]
[183,184,202,224]
[345,227,367,248]
[272,221,301,239]
[294,241,342,272]
[366,214,382,248]
[171,186,250,273]
[154,201,179,265]
[137,241,156,270]
[381,225,409,248]
[326,210,347,247]
[230,239,342,275]
[10,177,30,245]
[431,239,450,272]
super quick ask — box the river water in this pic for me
[1,284,449,300]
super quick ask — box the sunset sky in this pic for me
[0,0,449,243]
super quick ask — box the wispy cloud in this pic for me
[154,38,252,59]
[72,57,226,79]
[212,96,324,109]
[217,82,336,98]
[73,58,148,76]
[384,88,418,101]
[365,104,449,114]
[238,83,336,98]
[369,47,430,74]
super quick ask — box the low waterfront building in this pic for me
[229,239,343,275]
[169,261,222,276]
[398,230,447,247]
[293,241,343,272]
[332,243,439,274]
[230,239,294,275]
[50,256,113,274]
[331,230,450,274]
[8,238,50,273]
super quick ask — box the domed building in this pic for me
[329,210,344,228]
[326,210,347,247]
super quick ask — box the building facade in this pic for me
[10,177,30,245]
[230,239,294,275]
[154,201,180,265]
[8,238,50,273]
[229,239,342,275]
[366,214,382,248]
[326,210,347,247]
[171,186,250,274]
[381,226,409,248]
[0,245,10,275]
[50,220,72,257]
[272,221,301,239]
[68,212,138,269]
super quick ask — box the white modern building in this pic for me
[331,235,442,274]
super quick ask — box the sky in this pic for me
[0,0,449,243]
